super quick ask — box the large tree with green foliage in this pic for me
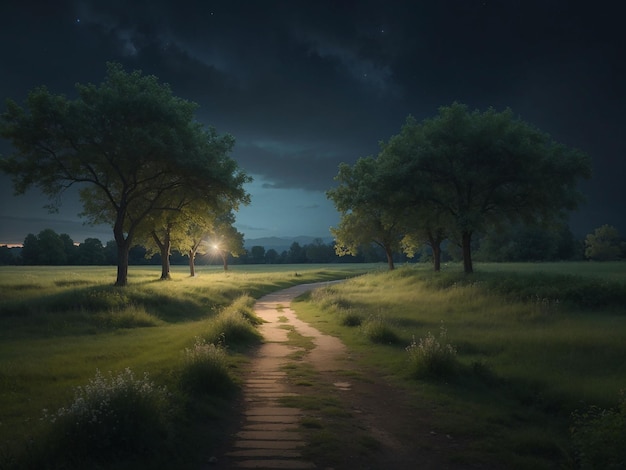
[381,104,591,273]
[0,63,250,285]
[327,157,406,270]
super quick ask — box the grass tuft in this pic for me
[406,323,458,379]
[179,337,235,396]
[340,310,363,326]
[570,391,626,469]
[202,295,263,345]
[360,314,400,344]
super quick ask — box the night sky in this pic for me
[0,1,623,245]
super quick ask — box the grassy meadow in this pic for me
[0,264,371,469]
[1,261,625,469]
[292,261,626,469]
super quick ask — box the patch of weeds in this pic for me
[203,296,262,345]
[301,416,324,429]
[279,393,344,413]
[179,337,235,396]
[406,323,458,379]
[36,368,172,467]
[229,294,264,326]
[294,379,314,386]
[340,310,363,326]
[360,314,400,344]
[570,391,626,469]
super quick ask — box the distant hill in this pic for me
[244,236,333,252]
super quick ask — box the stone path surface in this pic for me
[218,281,469,470]
[223,282,345,469]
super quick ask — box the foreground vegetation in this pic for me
[0,264,370,469]
[1,262,625,469]
[293,261,626,469]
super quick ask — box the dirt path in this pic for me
[217,282,470,469]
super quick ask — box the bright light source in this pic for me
[212,244,220,250]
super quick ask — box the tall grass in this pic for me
[297,262,626,468]
[201,294,263,345]
[0,264,372,469]
[35,368,172,468]
[406,323,458,379]
[179,337,234,396]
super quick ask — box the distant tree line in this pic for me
[1,224,623,267]
[0,230,389,266]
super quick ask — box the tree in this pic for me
[138,210,179,280]
[585,225,623,261]
[305,238,335,263]
[104,240,118,265]
[265,248,279,264]
[401,227,447,271]
[59,233,77,264]
[37,229,67,265]
[0,63,250,285]
[383,105,591,273]
[475,222,577,262]
[21,233,40,265]
[185,209,245,273]
[327,157,405,270]
[77,238,106,265]
[0,246,16,266]
[250,245,266,264]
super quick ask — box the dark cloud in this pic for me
[0,0,624,241]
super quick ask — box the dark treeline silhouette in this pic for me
[2,224,622,267]
[0,230,397,266]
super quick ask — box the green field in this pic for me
[1,262,625,469]
[0,264,372,469]
[292,261,626,468]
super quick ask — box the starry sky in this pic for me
[0,0,623,245]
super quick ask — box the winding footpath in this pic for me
[222,281,347,469]
[217,281,464,470]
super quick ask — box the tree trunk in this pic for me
[152,231,172,280]
[432,243,442,272]
[160,244,171,280]
[385,245,395,271]
[113,215,130,286]
[462,231,473,274]
[220,252,229,271]
[427,231,442,272]
[188,249,196,277]
[115,243,130,286]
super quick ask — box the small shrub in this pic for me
[309,286,353,311]
[340,310,363,327]
[360,315,400,344]
[406,324,458,379]
[179,337,234,396]
[206,309,261,345]
[41,368,171,465]
[570,392,626,469]
[204,295,262,345]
